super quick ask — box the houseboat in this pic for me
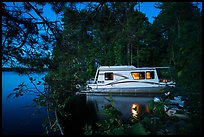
[75,65,178,121]
[80,65,175,95]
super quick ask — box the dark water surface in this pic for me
[2,71,161,135]
[2,71,47,135]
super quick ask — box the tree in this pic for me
[153,2,202,134]
[2,2,67,134]
[49,2,153,134]
[2,2,66,71]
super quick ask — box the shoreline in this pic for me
[2,67,48,72]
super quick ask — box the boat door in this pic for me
[95,71,107,89]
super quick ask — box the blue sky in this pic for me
[139,2,202,23]
[43,2,160,23]
[140,2,160,23]
[42,2,202,24]
[5,2,202,24]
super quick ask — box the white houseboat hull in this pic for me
[79,65,175,95]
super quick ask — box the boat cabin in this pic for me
[86,65,175,93]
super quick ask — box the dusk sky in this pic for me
[140,2,160,23]
[41,2,202,24]
[41,2,164,23]
[5,2,202,24]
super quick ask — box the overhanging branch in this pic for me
[26,2,60,42]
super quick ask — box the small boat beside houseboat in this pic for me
[79,65,175,95]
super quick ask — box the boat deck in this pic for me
[76,89,165,97]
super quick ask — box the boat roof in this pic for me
[98,66,170,71]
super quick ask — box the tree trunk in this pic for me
[137,45,139,67]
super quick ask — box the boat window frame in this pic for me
[105,72,114,80]
[94,70,99,84]
[146,71,155,79]
[131,72,145,80]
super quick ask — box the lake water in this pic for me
[1,71,161,135]
[2,71,47,135]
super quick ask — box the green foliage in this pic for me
[126,123,149,135]
[83,104,150,135]
[83,124,93,135]
[140,98,168,134]
[7,82,27,99]
[33,95,46,108]
[152,3,202,134]
[2,2,60,69]
[61,2,152,67]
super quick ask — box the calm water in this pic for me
[2,71,47,135]
[1,71,161,135]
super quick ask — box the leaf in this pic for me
[128,123,150,135]
[7,93,15,99]
[164,99,171,105]
[19,93,23,96]
[15,93,19,98]
[148,100,154,112]
[19,82,25,87]
[37,81,41,85]
[13,88,19,91]
[110,126,125,135]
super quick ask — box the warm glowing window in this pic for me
[146,71,154,79]
[105,73,113,80]
[131,72,145,80]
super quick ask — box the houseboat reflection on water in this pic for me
[77,65,175,122]
[85,93,162,122]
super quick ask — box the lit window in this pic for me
[146,71,154,79]
[131,72,145,80]
[105,73,113,80]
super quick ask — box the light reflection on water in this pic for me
[2,71,47,135]
[86,94,157,122]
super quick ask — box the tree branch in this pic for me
[17,25,31,49]
[27,73,47,97]
[2,7,31,25]
[26,2,60,42]
[54,107,64,135]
